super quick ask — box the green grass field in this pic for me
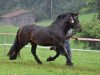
[0,46,100,75]
[0,13,100,75]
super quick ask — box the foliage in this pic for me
[80,0,96,13]
[0,0,85,21]
[77,13,100,50]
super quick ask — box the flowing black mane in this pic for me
[49,13,71,35]
[51,13,68,25]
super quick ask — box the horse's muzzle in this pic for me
[77,27,82,32]
[74,24,82,32]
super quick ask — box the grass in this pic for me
[37,20,52,26]
[0,45,100,75]
[0,25,19,33]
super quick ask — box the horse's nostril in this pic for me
[76,27,82,32]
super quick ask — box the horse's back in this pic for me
[18,24,53,46]
[17,24,39,42]
[29,26,53,46]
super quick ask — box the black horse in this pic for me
[7,13,82,66]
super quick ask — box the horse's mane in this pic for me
[50,13,69,26]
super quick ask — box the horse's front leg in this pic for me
[47,47,60,61]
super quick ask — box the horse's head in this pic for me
[52,13,82,33]
[68,13,82,32]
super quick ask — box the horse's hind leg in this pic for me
[31,43,42,64]
[9,42,26,60]
[47,47,60,61]
[8,35,28,60]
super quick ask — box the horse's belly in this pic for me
[37,38,53,46]
[38,43,52,46]
[34,36,53,46]
[31,29,54,46]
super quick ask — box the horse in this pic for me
[7,13,82,66]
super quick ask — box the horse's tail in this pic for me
[7,28,21,57]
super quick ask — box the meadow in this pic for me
[0,46,100,75]
[0,13,100,75]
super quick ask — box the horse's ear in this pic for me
[75,12,79,16]
[71,12,79,17]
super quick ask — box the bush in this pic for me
[78,16,100,50]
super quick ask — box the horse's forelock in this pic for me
[71,13,79,17]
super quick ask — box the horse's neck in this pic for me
[63,24,71,35]
[59,18,71,35]
[49,23,70,36]
[49,16,71,35]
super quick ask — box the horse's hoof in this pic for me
[38,61,42,64]
[50,46,56,51]
[9,56,16,60]
[47,57,54,61]
[66,64,74,67]
[50,47,55,50]
[66,61,74,67]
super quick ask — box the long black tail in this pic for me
[7,29,20,57]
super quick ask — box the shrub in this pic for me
[78,16,100,50]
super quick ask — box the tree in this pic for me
[82,0,100,20]
[97,0,100,20]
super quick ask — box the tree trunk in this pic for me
[45,0,52,19]
[97,0,100,20]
